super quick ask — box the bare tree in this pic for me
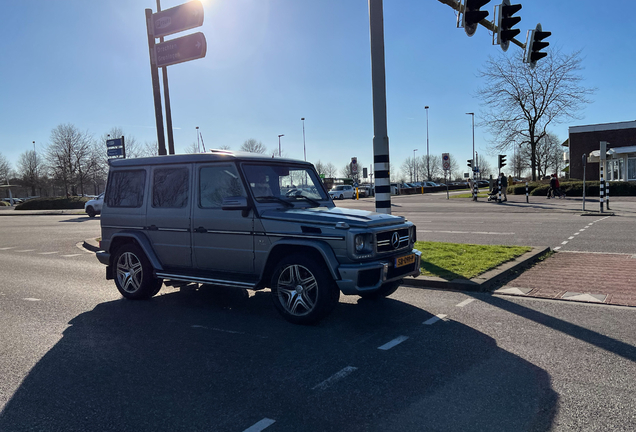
[324,162,338,178]
[476,49,594,181]
[401,157,415,182]
[183,142,200,154]
[17,150,45,196]
[314,160,326,176]
[0,152,11,184]
[520,132,563,179]
[46,124,94,196]
[240,139,267,154]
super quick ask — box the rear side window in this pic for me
[105,169,146,208]
[153,168,189,208]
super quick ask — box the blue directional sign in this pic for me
[107,147,124,157]
[106,138,123,148]
[353,182,359,188]
[152,0,204,39]
[155,32,207,68]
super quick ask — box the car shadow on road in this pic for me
[58,216,97,223]
[0,287,557,432]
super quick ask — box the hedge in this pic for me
[15,196,90,210]
[510,181,636,197]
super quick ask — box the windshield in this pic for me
[242,163,329,204]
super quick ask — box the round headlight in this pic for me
[355,235,366,253]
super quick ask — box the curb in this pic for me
[82,238,101,253]
[401,246,551,293]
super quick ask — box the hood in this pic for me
[260,206,405,228]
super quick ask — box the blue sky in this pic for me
[1,0,633,178]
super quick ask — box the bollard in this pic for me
[498,177,502,203]
[525,181,529,203]
[606,180,610,210]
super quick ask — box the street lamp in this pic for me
[413,149,418,183]
[466,112,475,200]
[425,106,429,181]
[301,118,306,161]
[196,126,200,152]
[278,134,284,157]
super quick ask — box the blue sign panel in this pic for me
[106,138,123,148]
[155,32,207,68]
[107,148,124,157]
[152,0,204,39]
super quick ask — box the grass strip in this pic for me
[450,192,490,199]
[414,241,531,280]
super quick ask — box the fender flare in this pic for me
[261,239,340,282]
[109,231,164,271]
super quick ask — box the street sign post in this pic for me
[155,32,207,68]
[152,0,204,38]
[442,153,450,170]
[107,148,124,157]
[106,138,123,148]
[106,136,126,159]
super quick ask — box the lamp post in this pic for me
[301,118,306,161]
[425,105,429,181]
[413,149,418,182]
[278,134,284,157]
[466,112,475,201]
[33,141,37,197]
[196,126,200,152]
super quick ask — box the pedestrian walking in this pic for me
[500,172,508,202]
[547,174,556,198]
[554,174,566,199]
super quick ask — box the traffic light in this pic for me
[497,0,522,52]
[462,0,490,37]
[498,154,507,169]
[525,23,551,68]
[467,159,473,168]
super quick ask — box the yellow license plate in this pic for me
[395,254,416,268]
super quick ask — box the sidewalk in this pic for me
[495,251,636,307]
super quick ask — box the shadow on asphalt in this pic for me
[59,216,96,223]
[473,294,636,364]
[0,287,557,432]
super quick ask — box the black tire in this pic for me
[358,280,401,300]
[86,206,96,218]
[113,243,162,300]
[339,194,344,200]
[270,255,340,325]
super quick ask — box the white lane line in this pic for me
[554,246,562,251]
[38,251,59,255]
[378,335,409,351]
[191,325,245,335]
[418,230,514,235]
[312,366,358,390]
[23,298,41,302]
[579,229,586,231]
[423,314,447,325]
[61,254,83,257]
[242,418,276,432]
[574,232,580,235]
[561,241,568,245]
[456,298,475,308]
[568,237,574,240]
[0,247,16,250]
[15,250,35,253]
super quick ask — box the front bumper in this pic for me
[335,249,421,295]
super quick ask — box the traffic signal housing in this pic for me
[525,23,551,68]
[498,154,507,170]
[462,0,490,37]
[467,159,473,169]
[497,0,522,52]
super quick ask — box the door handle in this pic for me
[195,226,207,233]
[148,225,158,231]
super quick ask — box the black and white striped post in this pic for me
[599,164,605,213]
[606,179,610,210]
[473,173,478,201]
[525,181,529,203]
[498,176,502,203]
[369,0,391,214]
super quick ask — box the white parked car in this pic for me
[328,185,355,200]
[84,193,104,217]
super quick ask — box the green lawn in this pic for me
[413,241,531,280]
[449,192,490,199]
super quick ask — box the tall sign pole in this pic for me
[145,8,167,155]
[369,0,391,214]
[157,0,175,155]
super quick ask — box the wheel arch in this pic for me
[109,232,164,271]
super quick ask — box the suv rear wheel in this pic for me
[270,255,339,325]
[113,244,162,299]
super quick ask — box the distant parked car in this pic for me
[329,185,355,200]
[84,193,104,217]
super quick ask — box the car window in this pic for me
[199,164,246,208]
[152,167,189,208]
[243,163,328,202]
[105,169,146,208]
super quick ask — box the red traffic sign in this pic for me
[152,0,204,39]
[155,32,207,68]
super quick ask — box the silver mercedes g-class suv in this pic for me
[97,151,420,324]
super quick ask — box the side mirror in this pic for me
[222,196,250,211]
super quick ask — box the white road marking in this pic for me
[61,254,83,257]
[23,298,41,302]
[423,314,447,325]
[38,251,59,255]
[15,250,35,253]
[242,418,276,432]
[0,247,16,250]
[554,246,562,251]
[312,366,358,390]
[378,335,409,351]
[568,237,574,240]
[456,298,475,308]
[561,241,568,245]
[574,232,580,235]
[579,229,586,231]
[418,230,514,235]
[191,325,245,335]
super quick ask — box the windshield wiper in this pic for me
[290,195,322,207]
[257,196,294,207]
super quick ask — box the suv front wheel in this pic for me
[270,255,340,325]
[113,243,162,300]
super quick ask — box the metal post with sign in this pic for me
[442,153,450,199]
[106,136,126,159]
[145,0,206,156]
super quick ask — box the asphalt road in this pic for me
[1,209,635,431]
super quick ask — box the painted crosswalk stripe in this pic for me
[456,298,475,308]
[242,418,276,432]
[312,366,357,390]
[378,335,409,351]
[423,314,447,325]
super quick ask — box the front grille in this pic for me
[376,228,410,253]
